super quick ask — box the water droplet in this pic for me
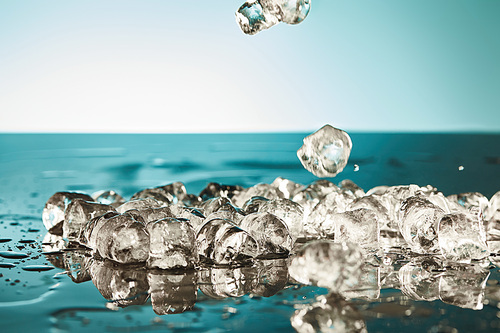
[0,263,16,269]
[353,164,359,172]
[21,265,55,272]
[0,251,29,259]
[0,238,12,243]
[458,165,464,171]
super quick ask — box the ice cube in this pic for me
[42,191,94,235]
[241,196,270,214]
[136,206,175,225]
[236,0,311,35]
[157,182,189,204]
[259,198,304,240]
[169,204,205,230]
[63,199,116,240]
[486,191,500,253]
[271,177,305,199]
[332,208,380,251]
[447,192,489,216]
[398,196,445,254]
[341,263,380,300]
[290,294,367,333]
[79,211,120,249]
[339,179,365,198]
[232,183,281,207]
[288,240,363,291]
[240,212,293,256]
[199,182,243,201]
[116,198,163,214]
[348,195,391,231]
[437,212,489,262]
[89,259,149,307]
[131,187,174,206]
[439,262,490,310]
[146,218,198,270]
[196,219,259,265]
[297,125,352,178]
[305,191,354,237]
[91,190,125,207]
[148,271,197,314]
[200,197,240,216]
[204,209,243,226]
[95,213,150,264]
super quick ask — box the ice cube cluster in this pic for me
[40,124,500,328]
[236,0,311,35]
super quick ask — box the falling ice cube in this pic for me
[290,294,367,333]
[288,240,363,291]
[95,213,150,264]
[240,212,293,256]
[63,199,116,240]
[146,218,198,270]
[236,0,311,35]
[259,198,304,240]
[297,125,352,178]
[398,196,445,254]
[437,212,489,262]
[42,191,94,235]
[196,219,259,265]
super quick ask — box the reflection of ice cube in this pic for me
[89,259,149,307]
[196,219,259,265]
[252,258,289,297]
[297,125,352,178]
[439,263,490,310]
[42,191,93,235]
[398,258,442,301]
[438,212,489,262]
[146,218,198,269]
[198,266,257,299]
[291,293,367,333]
[288,240,363,292]
[148,271,197,315]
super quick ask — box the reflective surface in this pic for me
[1,133,500,332]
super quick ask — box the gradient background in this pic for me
[0,0,499,133]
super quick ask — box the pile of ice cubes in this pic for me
[41,124,500,329]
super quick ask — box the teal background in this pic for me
[0,1,499,133]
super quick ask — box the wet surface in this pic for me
[1,133,500,332]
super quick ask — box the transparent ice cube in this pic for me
[136,206,175,225]
[42,191,94,235]
[146,217,198,270]
[63,199,116,240]
[398,196,445,254]
[116,198,163,214]
[196,218,259,265]
[232,183,281,207]
[339,179,365,198]
[259,198,304,240]
[333,209,380,252]
[271,177,305,199]
[437,212,489,262]
[288,240,364,291]
[240,212,293,256]
[169,204,205,231]
[79,211,119,249]
[91,190,125,207]
[95,213,150,264]
[241,196,270,214]
[131,187,174,206]
[297,124,352,178]
[199,182,243,201]
[447,192,489,216]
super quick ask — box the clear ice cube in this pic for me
[437,212,489,262]
[169,204,205,231]
[196,218,259,265]
[63,199,116,240]
[271,177,305,199]
[199,182,243,201]
[339,179,365,198]
[136,206,175,225]
[79,211,119,249]
[290,294,367,333]
[333,208,380,251]
[131,187,174,206]
[232,183,281,207]
[240,212,293,256]
[95,213,150,264]
[447,192,489,216]
[486,191,500,253]
[42,191,94,235]
[116,198,163,214]
[241,196,270,214]
[92,190,125,207]
[398,196,445,254]
[297,124,352,178]
[200,197,240,216]
[288,240,364,291]
[259,198,304,240]
[146,217,198,269]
